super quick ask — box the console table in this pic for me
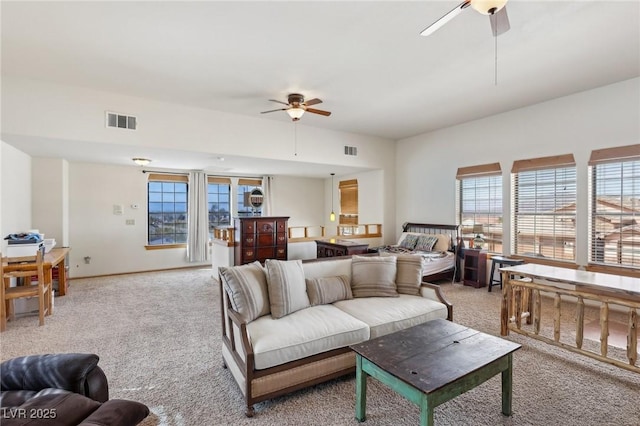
[315,239,369,258]
[500,263,639,373]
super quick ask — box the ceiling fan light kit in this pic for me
[261,93,331,122]
[420,0,510,37]
[470,0,508,15]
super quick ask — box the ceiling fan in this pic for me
[420,0,510,37]
[261,93,332,121]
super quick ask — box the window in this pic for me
[147,174,188,245]
[588,145,640,268]
[339,179,358,225]
[207,177,231,232]
[456,163,502,252]
[512,154,577,261]
[237,178,262,217]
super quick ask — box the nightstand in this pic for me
[463,248,487,288]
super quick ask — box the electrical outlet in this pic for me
[126,219,135,225]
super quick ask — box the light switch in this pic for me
[113,205,124,215]
[126,219,135,225]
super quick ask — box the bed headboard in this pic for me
[401,223,461,251]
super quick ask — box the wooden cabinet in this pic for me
[315,239,369,258]
[463,249,487,288]
[234,216,289,265]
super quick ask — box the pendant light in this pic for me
[329,173,336,222]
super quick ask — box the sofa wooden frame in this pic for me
[219,273,453,417]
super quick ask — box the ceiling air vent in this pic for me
[106,111,137,130]
[344,146,358,156]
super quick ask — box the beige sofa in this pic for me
[218,255,453,417]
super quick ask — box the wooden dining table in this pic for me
[3,247,71,296]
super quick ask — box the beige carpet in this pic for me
[1,268,638,426]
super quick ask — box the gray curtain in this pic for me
[187,171,209,262]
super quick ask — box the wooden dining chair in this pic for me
[1,251,53,331]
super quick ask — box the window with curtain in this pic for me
[208,177,231,226]
[588,145,640,268]
[208,177,231,240]
[456,163,502,252]
[339,179,358,225]
[237,178,263,217]
[147,174,188,246]
[511,154,577,261]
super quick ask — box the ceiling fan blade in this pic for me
[304,98,322,107]
[306,108,331,117]
[268,99,290,106]
[490,6,510,36]
[420,0,471,36]
[260,108,287,114]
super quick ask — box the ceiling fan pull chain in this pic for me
[494,29,498,86]
[294,121,298,157]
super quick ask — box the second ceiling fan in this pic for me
[261,93,331,122]
[420,0,510,37]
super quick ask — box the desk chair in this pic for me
[1,251,53,331]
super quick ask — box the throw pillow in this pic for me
[351,255,398,298]
[306,275,353,305]
[398,233,420,249]
[265,259,310,319]
[433,233,452,252]
[219,261,270,323]
[381,253,423,296]
[414,234,438,251]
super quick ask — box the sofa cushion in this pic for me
[219,261,270,323]
[380,253,423,296]
[302,258,352,280]
[247,304,370,370]
[306,275,352,305]
[351,255,398,298]
[333,294,448,339]
[3,389,102,425]
[265,259,310,319]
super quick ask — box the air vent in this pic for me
[106,111,137,130]
[344,146,358,156]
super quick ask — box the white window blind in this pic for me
[511,155,576,261]
[588,144,640,268]
[456,163,502,251]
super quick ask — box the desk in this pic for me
[315,239,369,258]
[3,248,71,296]
[500,263,639,373]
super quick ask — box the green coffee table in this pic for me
[350,319,521,425]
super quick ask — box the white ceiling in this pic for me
[2,0,639,176]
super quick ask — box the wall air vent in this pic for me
[344,146,358,156]
[106,111,137,130]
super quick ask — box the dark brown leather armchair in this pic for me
[0,353,149,426]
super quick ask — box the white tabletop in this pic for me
[500,263,639,299]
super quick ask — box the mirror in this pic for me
[249,188,264,208]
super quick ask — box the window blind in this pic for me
[147,173,188,182]
[588,149,640,268]
[339,179,358,220]
[238,178,262,186]
[208,176,232,184]
[512,154,576,261]
[456,163,502,251]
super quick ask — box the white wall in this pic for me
[1,141,32,252]
[32,157,69,246]
[1,76,395,171]
[395,78,640,266]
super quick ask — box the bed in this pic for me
[377,223,462,283]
